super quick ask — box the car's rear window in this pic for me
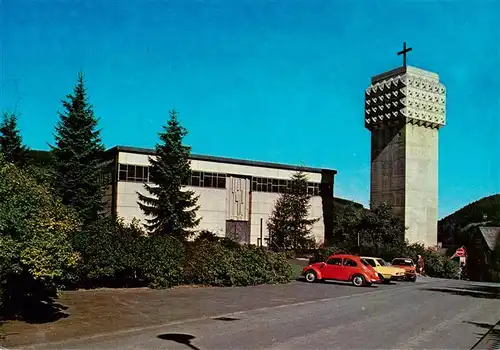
[364,259,377,267]
[343,258,357,267]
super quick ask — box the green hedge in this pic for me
[67,218,185,289]
[183,240,294,287]
[65,222,294,290]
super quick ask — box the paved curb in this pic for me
[471,319,500,350]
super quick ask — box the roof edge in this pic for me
[371,65,439,84]
[107,145,337,175]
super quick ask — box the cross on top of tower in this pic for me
[397,42,412,67]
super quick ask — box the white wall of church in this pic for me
[114,151,328,246]
[310,196,325,245]
[116,182,227,234]
[195,187,227,235]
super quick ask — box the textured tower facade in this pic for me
[365,66,446,246]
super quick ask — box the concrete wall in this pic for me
[114,151,327,246]
[404,124,439,246]
[370,124,406,217]
[365,66,445,247]
[369,123,439,246]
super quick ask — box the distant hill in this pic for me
[438,194,500,247]
[333,197,365,210]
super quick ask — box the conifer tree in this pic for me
[267,171,318,251]
[0,111,28,167]
[50,72,105,224]
[138,109,200,239]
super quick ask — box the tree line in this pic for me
[0,72,318,320]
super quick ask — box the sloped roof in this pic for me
[462,221,492,232]
[479,226,500,251]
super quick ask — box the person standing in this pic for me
[417,255,425,276]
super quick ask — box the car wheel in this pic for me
[351,274,365,287]
[409,276,417,282]
[304,270,317,283]
[383,279,391,284]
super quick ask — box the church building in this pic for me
[101,146,337,246]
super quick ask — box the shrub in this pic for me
[194,230,220,242]
[183,240,293,287]
[136,236,185,288]
[0,156,80,319]
[70,224,292,290]
[443,259,460,279]
[68,218,184,289]
[68,218,135,288]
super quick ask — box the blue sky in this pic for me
[1,0,499,218]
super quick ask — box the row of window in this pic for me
[116,163,321,195]
[117,164,227,189]
[118,164,149,183]
[188,171,226,189]
[251,177,320,196]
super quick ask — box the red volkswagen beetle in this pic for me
[302,254,381,287]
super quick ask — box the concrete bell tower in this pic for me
[364,43,446,246]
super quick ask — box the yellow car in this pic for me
[361,256,406,283]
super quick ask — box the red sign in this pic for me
[455,247,466,257]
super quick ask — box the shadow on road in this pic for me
[295,277,378,288]
[157,333,200,350]
[465,320,500,349]
[421,284,500,299]
[212,316,239,321]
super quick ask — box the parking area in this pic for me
[6,278,499,350]
[1,275,456,349]
[2,276,430,349]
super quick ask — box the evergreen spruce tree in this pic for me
[138,109,200,239]
[50,72,105,224]
[0,111,28,167]
[267,171,318,251]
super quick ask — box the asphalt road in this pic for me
[22,278,500,350]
